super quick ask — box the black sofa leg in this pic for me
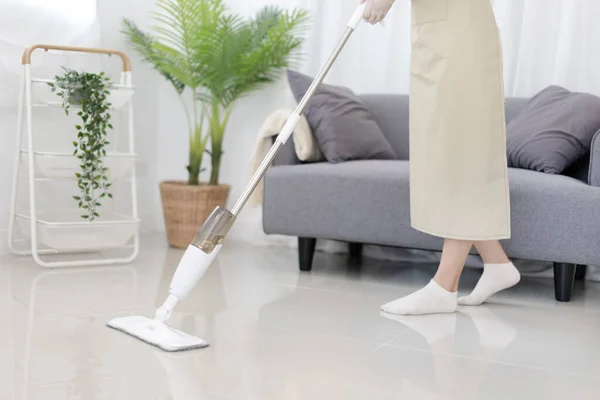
[575,264,588,281]
[349,242,363,259]
[554,263,576,302]
[298,237,316,272]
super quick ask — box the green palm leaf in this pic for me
[122,18,185,94]
[123,0,309,185]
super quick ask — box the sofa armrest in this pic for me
[272,136,301,167]
[588,129,600,187]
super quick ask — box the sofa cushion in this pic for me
[264,160,430,247]
[507,85,600,174]
[287,70,397,163]
[360,95,411,160]
[263,162,600,265]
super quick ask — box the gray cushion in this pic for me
[503,97,530,124]
[287,70,396,162]
[360,95,411,160]
[507,85,600,174]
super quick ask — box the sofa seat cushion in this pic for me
[265,160,437,249]
[263,160,600,265]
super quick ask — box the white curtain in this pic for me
[493,0,600,97]
[230,0,600,279]
[288,0,600,97]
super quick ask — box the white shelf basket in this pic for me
[16,210,139,252]
[8,44,140,268]
[20,151,136,180]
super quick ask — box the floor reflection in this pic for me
[7,264,140,399]
[1,238,599,400]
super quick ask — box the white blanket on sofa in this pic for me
[248,109,323,206]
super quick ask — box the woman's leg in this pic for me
[458,240,520,306]
[381,239,472,315]
[474,241,510,264]
[434,239,473,291]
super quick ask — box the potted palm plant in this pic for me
[123,0,309,247]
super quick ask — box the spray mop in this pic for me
[107,4,368,352]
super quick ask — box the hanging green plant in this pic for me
[48,68,114,221]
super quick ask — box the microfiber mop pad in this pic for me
[107,316,209,352]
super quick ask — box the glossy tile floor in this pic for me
[2,235,600,399]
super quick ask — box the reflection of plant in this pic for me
[49,68,113,220]
[123,0,309,185]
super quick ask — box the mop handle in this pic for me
[230,4,367,216]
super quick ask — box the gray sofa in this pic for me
[262,95,600,302]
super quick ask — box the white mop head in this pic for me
[107,316,209,352]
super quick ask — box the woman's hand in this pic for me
[361,0,396,24]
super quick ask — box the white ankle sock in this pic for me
[458,262,520,306]
[381,280,457,316]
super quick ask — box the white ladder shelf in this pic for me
[7,44,140,268]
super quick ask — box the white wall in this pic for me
[0,105,16,254]
[0,42,28,256]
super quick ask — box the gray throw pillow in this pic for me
[507,85,600,174]
[287,70,396,163]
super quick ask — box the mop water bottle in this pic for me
[155,207,236,322]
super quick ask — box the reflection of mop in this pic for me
[107,4,369,352]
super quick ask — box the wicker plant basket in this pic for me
[159,181,231,248]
